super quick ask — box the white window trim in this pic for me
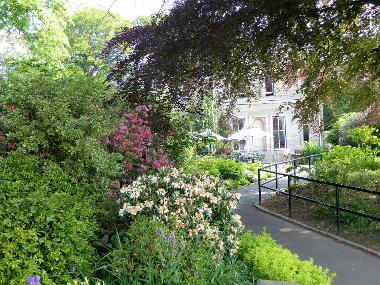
[237,117,245,130]
[272,116,287,149]
[302,124,310,144]
[261,81,275,96]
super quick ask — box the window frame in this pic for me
[237,117,245,130]
[239,140,246,151]
[264,79,274,96]
[303,124,310,143]
[272,116,287,149]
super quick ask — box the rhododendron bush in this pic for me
[118,168,243,256]
[109,105,173,182]
[1,69,122,183]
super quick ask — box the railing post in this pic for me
[308,156,311,170]
[335,185,341,235]
[288,176,292,218]
[275,164,278,190]
[293,160,296,175]
[258,168,262,205]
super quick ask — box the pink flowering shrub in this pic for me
[109,105,173,182]
[118,168,243,256]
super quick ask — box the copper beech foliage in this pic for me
[104,0,380,124]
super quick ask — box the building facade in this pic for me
[229,80,323,161]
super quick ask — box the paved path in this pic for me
[236,181,380,285]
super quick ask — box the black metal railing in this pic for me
[258,154,380,235]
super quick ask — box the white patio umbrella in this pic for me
[228,127,267,152]
[228,127,267,140]
[199,129,226,140]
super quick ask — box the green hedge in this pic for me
[314,145,380,185]
[183,156,268,189]
[310,146,380,229]
[302,142,326,157]
[238,231,335,285]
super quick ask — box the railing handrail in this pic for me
[260,153,323,169]
[261,169,378,194]
[257,154,380,235]
[259,184,380,221]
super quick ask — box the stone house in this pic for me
[225,80,323,161]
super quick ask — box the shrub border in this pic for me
[254,203,380,259]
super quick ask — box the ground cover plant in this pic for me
[261,185,380,252]
[69,279,104,285]
[239,231,335,285]
[311,145,380,231]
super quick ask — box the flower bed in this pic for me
[107,217,254,284]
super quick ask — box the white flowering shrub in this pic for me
[118,168,243,255]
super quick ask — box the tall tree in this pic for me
[105,0,380,124]
[0,0,66,34]
[65,8,131,75]
[0,0,69,66]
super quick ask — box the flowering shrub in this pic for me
[109,105,173,182]
[1,69,122,183]
[109,216,254,284]
[118,168,243,256]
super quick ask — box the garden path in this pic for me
[236,179,380,285]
